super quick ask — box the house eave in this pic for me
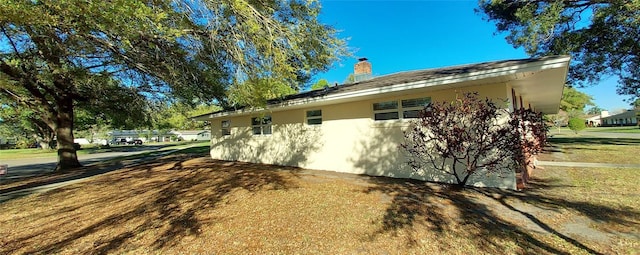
[195,56,570,120]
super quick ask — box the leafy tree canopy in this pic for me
[227,78,297,107]
[311,79,330,90]
[0,0,346,170]
[0,102,54,148]
[560,87,594,112]
[344,73,356,84]
[586,106,606,115]
[479,0,640,101]
[150,102,219,131]
[633,98,640,109]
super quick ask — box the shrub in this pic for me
[402,92,548,188]
[15,140,33,149]
[568,118,586,134]
[402,92,518,187]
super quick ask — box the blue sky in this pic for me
[315,0,631,112]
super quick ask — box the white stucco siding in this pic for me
[210,83,516,189]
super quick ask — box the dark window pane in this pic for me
[262,125,272,135]
[222,128,231,136]
[403,110,421,119]
[306,110,322,117]
[402,97,431,108]
[373,101,398,111]
[251,117,260,126]
[222,120,230,128]
[252,127,262,135]
[374,112,399,120]
[307,118,322,125]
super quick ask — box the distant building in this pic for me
[585,110,609,127]
[174,130,211,141]
[601,110,638,126]
[0,137,17,145]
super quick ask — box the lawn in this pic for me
[544,137,640,164]
[587,126,640,133]
[549,126,640,134]
[0,147,57,159]
[0,147,638,254]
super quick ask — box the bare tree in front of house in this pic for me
[402,92,518,188]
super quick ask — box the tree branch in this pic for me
[1,26,22,59]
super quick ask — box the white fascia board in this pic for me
[204,56,570,120]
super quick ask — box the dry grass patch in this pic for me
[0,154,638,254]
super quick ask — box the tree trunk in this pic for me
[55,97,81,171]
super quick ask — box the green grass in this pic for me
[546,137,640,164]
[173,143,210,154]
[550,126,640,133]
[0,148,57,159]
[586,126,640,133]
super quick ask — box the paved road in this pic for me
[0,145,186,180]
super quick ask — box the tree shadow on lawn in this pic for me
[0,145,211,198]
[0,161,128,197]
[364,176,637,254]
[15,156,301,255]
[548,137,640,146]
[542,137,639,158]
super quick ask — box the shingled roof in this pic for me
[195,55,569,119]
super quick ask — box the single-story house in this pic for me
[195,56,571,189]
[585,111,609,127]
[601,110,638,127]
[174,130,212,141]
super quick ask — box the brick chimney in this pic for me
[353,57,372,82]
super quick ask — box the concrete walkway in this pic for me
[0,144,202,203]
[537,161,640,168]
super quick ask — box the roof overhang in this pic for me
[194,56,570,120]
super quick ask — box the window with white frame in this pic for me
[221,120,231,136]
[373,101,399,120]
[401,97,431,118]
[251,115,272,135]
[373,97,431,121]
[306,110,322,125]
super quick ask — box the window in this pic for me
[306,110,322,125]
[373,97,431,121]
[373,101,399,120]
[221,120,231,136]
[252,115,272,135]
[401,97,431,118]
